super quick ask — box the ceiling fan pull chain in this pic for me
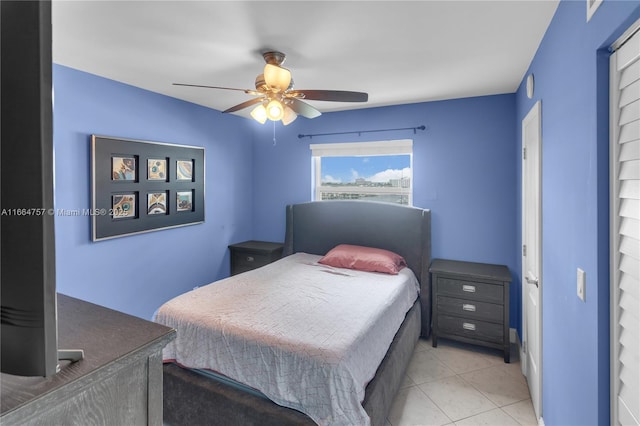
[273,121,277,146]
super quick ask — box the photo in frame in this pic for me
[148,158,168,181]
[176,160,193,181]
[112,156,137,181]
[176,190,193,212]
[112,193,137,219]
[91,135,205,241]
[147,191,168,215]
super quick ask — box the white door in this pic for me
[522,100,542,420]
[610,22,640,426]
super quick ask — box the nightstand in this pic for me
[430,259,512,362]
[228,240,284,276]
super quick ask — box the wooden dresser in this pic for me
[228,240,284,275]
[430,259,512,362]
[0,294,176,425]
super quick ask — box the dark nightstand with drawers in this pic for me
[430,259,512,362]
[228,240,284,276]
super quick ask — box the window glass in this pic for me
[310,141,412,205]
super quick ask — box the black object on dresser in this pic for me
[229,240,284,275]
[0,294,176,425]
[430,259,512,363]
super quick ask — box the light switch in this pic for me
[577,268,586,302]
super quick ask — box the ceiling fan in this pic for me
[173,51,368,125]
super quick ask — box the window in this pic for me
[310,140,413,205]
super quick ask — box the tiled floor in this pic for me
[386,337,538,426]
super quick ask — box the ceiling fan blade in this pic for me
[288,98,322,119]
[173,83,259,95]
[289,90,368,102]
[223,97,264,114]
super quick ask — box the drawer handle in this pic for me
[462,304,476,312]
[462,322,476,331]
[246,256,254,262]
[462,284,476,293]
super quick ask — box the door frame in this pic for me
[521,100,543,420]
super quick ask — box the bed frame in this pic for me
[163,201,431,426]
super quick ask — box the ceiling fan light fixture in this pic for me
[263,64,291,92]
[255,74,268,91]
[281,106,298,126]
[175,51,368,123]
[266,99,285,121]
[250,104,268,124]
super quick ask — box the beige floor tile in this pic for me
[460,365,530,407]
[501,399,538,426]
[502,358,527,380]
[431,344,501,374]
[388,337,532,425]
[406,350,457,385]
[455,408,519,425]
[400,374,416,389]
[387,386,452,426]
[418,376,497,421]
[415,338,434,353]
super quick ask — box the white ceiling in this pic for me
[52,1,559,119]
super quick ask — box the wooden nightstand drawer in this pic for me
[437,296,503,323]
[228,240,284,276]
[438,314,504,344]
[438,277,503,304]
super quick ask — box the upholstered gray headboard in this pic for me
[284,201,432,337]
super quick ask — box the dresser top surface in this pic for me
[430,259,512,282]
[1,294,175,415]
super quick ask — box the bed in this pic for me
[158,200,431,426]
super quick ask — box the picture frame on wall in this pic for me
[147,158,168,181]
[112,193,137,219]
[91,135,205,241]
[112,156,137,181]
[176,190,193,212]
[147,192,168,215]
[176,160,193,181]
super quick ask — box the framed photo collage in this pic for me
[91,135,205,241]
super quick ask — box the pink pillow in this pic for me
[318,244,407,275]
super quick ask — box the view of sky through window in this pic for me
[321,155,410,184]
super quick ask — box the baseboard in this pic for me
[510,327,522,360]
[510,328,527,374]
[512,328,542,425]
[510,327,518,344]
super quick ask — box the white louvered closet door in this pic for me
[611,24,640,426]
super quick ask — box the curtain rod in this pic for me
[298,125,426,139]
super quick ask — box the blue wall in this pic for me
[250,95,520,329]
[52,66,518,329]
[53,65,255,320]
[515,1,640,424]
